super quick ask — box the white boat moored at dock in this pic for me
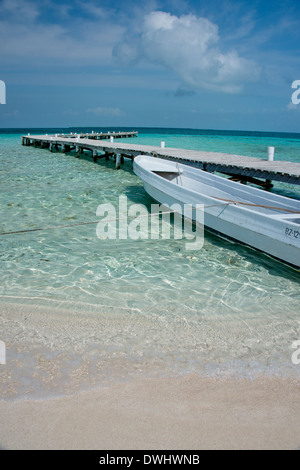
[133,155,300,268]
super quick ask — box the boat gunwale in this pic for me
[134,156,300,221]
[134,155,300,268]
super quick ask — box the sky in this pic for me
[0,0,300,132]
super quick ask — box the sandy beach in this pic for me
[0,374,299,450]
[1,298,300,450]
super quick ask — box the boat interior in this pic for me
[152,170,300,219]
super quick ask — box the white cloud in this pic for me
[0,0,124,66]
[86,107,124,116]
[287,102,300,112]
[62,108,80,116]
[0,0,40,22]
[79,1,110,19]
[114,11,261,93]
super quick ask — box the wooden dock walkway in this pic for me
[55,130,138,140]
[21,134,300,187]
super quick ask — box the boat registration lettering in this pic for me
[285,227,300,239]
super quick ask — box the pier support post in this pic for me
[93,150,98,162]
[266,147,275,189]
[76,145,80,158]
[267,147,275,161]
[115,153,121,170]
[265,180,273,189]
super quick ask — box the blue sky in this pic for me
[0,0,300,132]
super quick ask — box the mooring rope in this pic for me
[1,195,299,237]
[0,203,231,236]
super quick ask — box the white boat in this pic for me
[133,155,300,269]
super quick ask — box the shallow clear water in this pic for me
[0,128,300,399]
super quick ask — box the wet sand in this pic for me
[0,374,299,450]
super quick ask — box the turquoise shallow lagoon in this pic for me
[0,128,300,399]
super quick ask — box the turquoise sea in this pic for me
[1,127,300,399]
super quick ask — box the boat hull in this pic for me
[134,156,300,269]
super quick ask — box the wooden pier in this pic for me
[55,130,138,140]
[21,134,300,187]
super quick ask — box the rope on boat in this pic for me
[176,163,184,186]
[214,197,300,214]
